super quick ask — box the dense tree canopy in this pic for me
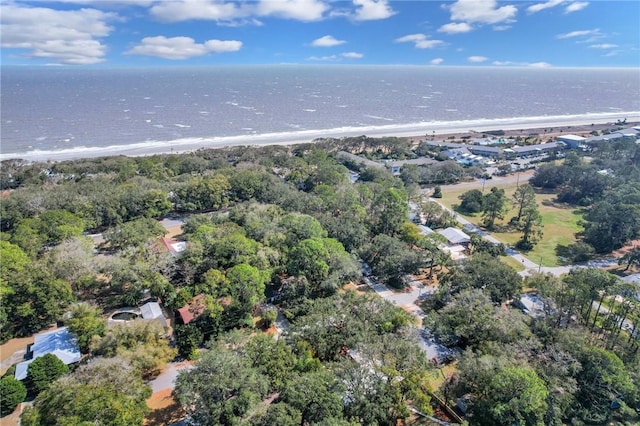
[21,357,151,426]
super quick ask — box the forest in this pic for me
[0,135,639,425]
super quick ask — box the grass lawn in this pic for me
[500,255,526,272]
[438,181,584,267]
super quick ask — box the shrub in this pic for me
[27,354,69,394]
[0,376,27,416]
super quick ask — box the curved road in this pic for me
[428,194,616,277]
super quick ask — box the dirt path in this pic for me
[0,336,34,376]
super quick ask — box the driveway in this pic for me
[148,361,193,393]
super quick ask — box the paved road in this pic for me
[361,276,452,362]
[148,361,193,393]
[428,198,542,273]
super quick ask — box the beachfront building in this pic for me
[386,157,438,175]
[468,146,502,159]
[511,142,565,158]
[557,134,586,148]
[585,127,640,146]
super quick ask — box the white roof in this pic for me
[15,327,81,380]
[140,302,163,320]
[557,134,586,141]
[438,227,471,245]
[418,225,435,235]
[170,241,187,253]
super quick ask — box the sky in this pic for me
[1,0,639,68]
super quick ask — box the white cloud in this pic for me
[493,60,552,67]
[0,3,118,64]
[151,0,328,23]
[125,36,241,59]
[311,35,346,47]
[256,0,328,21]
[307,54,338,61]
[565,2,589,13]
[352,0,395,21]
[395,34,444,49]
[307,51,363,61]
[438,22,472,34]
[342,51,363,59]
[430,58,444,65]
[493,25,512,31]
[449,0,516,24]
[529,62,552,68]
[150,0,248,22]
[527,0,565,14]
[47,0,156,5]
[556,29,600,39]
[468,55,488,63]
[589,43,618,49]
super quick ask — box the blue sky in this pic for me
[1,0,639,67]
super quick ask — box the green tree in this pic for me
[245,333,296,391]
[172,174,231,212]
[5,266,74,337]
[102,217,166,251]
[281,369,345,425]
[370,187,409,236]
[475,366,549,426]
[226,263,266,312]
[469,233,505,257]
[482,187,509,229]
[0,376,27,417]
[458,189,484,213]
[426,289,531,349]
[512,184,536,223]
[90,320,176,379]
[174,341,269,426]
[44,237,96,291]
[288,238,360,294]
[27,354,69,394]
[363,234,421,288]
[66,302,105,353]
[516,204,544,250]
[432,185,443,198]
[440,253,522,303]
[583,184,640,253]
[619,246,640,271]
[253,403,302,426]
[174,323,203,360]
[37,210,85,245]
[23,357,151,426]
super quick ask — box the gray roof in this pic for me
[423,141,467,149]
[557,135,585,142]
[512,142,562,153]
[140,301,164,320]
[387,157,437,167]
[469,146,502,154]
[336,151,385,169]
[438,227,471,244]
[15,327,81,380]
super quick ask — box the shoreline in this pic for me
[2,112,639,163]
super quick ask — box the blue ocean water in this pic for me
[2,65,639,159]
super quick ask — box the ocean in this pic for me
[2,65,639,161]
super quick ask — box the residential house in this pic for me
[176,294,208,325]
[15,327,81,381]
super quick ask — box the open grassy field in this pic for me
[438,180,584,267]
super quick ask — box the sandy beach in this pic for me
[3,113,639,163]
